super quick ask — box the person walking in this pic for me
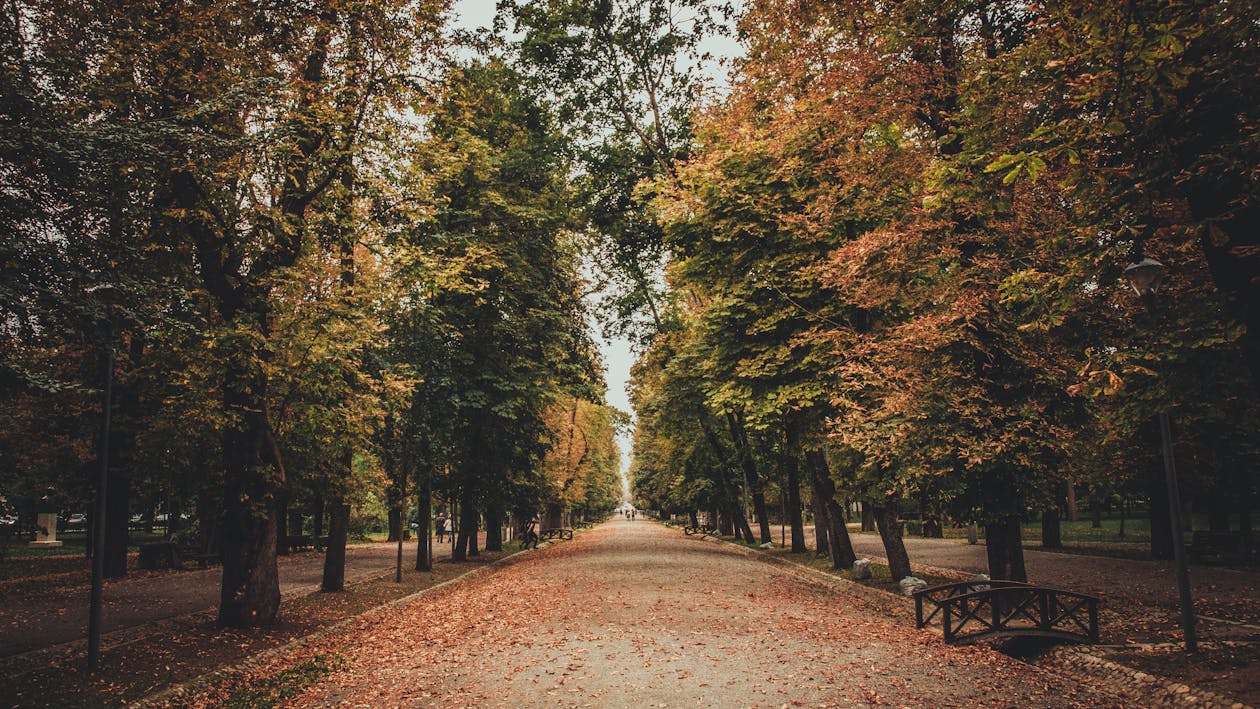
[435,513,447,543]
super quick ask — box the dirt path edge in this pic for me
[135,546,536,708]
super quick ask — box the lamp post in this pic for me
[86,284,119,672]
[1122,258,1197,653]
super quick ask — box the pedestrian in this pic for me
[524,516,540,549]
[435,513,447,543]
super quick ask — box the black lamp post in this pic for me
[86,283,119,672]
[1122,258,1197,653]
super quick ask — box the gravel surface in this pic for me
[290,520,1115,708]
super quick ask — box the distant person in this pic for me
[524,516,540,549]
[631,509,636,520]
[435,513,447,543]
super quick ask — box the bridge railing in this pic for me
[913,580,1100,644]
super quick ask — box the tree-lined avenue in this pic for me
[290,520,1112,707]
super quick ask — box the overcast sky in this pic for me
[447,0,742,483]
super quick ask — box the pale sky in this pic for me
[448,0,742,488]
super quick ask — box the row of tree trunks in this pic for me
[726,412,772,544]
[783,453,807,553]
[804,449,857,570]
[698,418,755,542]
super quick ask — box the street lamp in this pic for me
[85,283,120,672]
[1122,258,1197,653]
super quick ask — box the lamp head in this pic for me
[1123,258,1166,297]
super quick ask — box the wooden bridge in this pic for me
[913,580,1100,644]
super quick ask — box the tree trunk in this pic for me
[1066,481,1078,522]
[805,449,856,569]
[688,510,699,527]
[698,418,753,542]
[781,425,807,553]
[217,361,282,627]
[276,496,289,556]
[1041,507,1062,549]
[485,502,503,552]
[104,335,144,579]
[312,493,324,540]
[861,502,876,532]
[416,474,432,572]
[386,456,404,543]
[321,497,350,592]
[103,456,130,579]
[984,517,1028,581]
[454,494,479,561]
[716,506,732,535]
[726,412,771,543]
[872,504,911,580]
[1144,419,1173,559]
[809,490,827,554]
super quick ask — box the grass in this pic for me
[2,530,170,559]
[221,654,347,709]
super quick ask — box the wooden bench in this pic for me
[284,534,314,553]
[540,528,573,541]
[683,525,717,537]
[1189,531,1253,565]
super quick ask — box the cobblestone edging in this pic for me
[1041,647,1255,709]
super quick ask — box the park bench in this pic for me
[1189,531,1254,565]
[683,525,717,537]
[913,580,1100,645]
[540,528,573,541]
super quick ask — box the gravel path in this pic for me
[291,520,1114,708]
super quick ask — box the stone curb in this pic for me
[1042,646,1255,709]
[136,545,542,707]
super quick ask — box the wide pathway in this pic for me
[291,520,1113,707]
[0,537,464,659]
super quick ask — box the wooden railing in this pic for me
[914,580,1100,644]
